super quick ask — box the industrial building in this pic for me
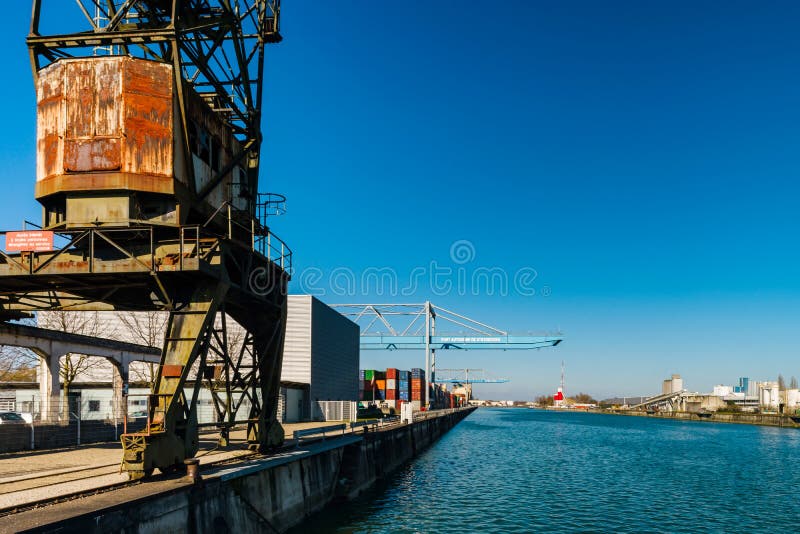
[662,374,684,395]
[281,295,360,422]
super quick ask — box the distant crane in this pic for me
[332,302,563,406]
[436,369,509,404]
[436,368,510,384]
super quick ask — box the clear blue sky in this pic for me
[2,2,800,400]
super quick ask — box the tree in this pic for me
[778,374,786,391]
[535,394,554,407]
[115,311,168,386]
[791,376,798,390]
[0,345,38,382]
[571,392,597,404]
[38,310,111,416]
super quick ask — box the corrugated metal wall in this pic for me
[309,296,359,405]
[281,296,312,384]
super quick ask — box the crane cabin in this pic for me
[35,56,251,232]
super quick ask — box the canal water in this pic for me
[295,408,800,532]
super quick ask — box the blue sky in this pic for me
[2,2,800,399]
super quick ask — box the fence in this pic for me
[312,401,358,422]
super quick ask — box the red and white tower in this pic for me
[553,361,565,407]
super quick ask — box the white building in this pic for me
[758,381,780,410]
[713,385,733,397]
[783,389,800,410]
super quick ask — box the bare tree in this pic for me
[778,374,786,391]
[115,311,168,385]
[0,345,38,382]
[38,311,111,412]
[791,376,798,390]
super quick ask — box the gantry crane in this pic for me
[435,368,510,384]
[333,302,563,406]
[0,1,288,479]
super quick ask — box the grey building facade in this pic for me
[282,295,359,415]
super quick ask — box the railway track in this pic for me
[0,445,257,518]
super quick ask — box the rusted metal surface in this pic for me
[160,365,183,378]
[34,173,174,198]
[36,61,63,181]
[36,57,173,191]
[122,58,173,178]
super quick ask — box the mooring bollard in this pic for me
[184,458,202,484]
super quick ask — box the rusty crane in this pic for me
[0,1,289,479]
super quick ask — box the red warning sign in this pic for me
[5,231,55,252]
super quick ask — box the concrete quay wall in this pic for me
[19,407,475,533]
[614,409,800,428]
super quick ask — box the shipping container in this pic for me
[386,368,398,379]
[386,379,396,390]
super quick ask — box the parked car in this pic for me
[0,412,27,425]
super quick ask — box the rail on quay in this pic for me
[2,407,476,533]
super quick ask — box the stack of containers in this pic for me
[385,368,398,410]
[360,369,386,402]
[397,370,410,412]
[361,369,374,401]
[411,368,426,409]
[375,370,386,401]
[431,383,442,409]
